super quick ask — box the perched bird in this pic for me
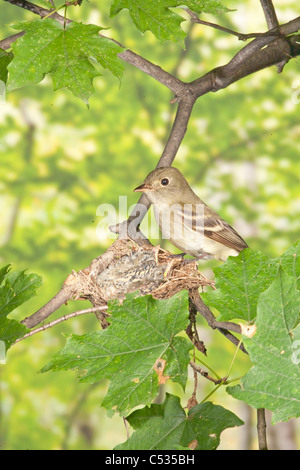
[134,167,248,262]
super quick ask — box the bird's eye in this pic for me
[161,178,169,186]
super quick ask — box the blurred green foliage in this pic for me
[0,0,299,449]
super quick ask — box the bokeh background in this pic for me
[0,0,299,449]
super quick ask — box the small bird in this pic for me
[134,167,248,262]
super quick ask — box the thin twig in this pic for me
[259,0,289,73]
[185,8,280,41]
[15,306,108,343]
[189,361,221,384]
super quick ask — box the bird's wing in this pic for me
[203,210,248,252]
[164,201,248,253]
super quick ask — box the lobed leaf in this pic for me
[0,265,42,350]
[202,242,300,322]
[227,269,300,423]
[110,0,229,44]
[0,48,13,84]
[7,19,123,104]
[202,248,278,322]
[115,393,243,450]
[41,291,192,415]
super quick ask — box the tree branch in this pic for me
[118,49,184,96]
[15,306,108,343]
[190,30,300,95]
[3,0,69,24]
[21,284,71,328]
[257,408,268,450]
[260,0,279,29]
[185,7,280,41]
[2,0,300,95]
[189,361,221,384]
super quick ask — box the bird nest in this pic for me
[66,238,213,306]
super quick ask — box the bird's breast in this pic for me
[153,203,205,251]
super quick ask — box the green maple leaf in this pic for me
[227,269,300,423]
[41,291,192,416]
[115,393,243,450]
[7,19,123,103]
[186,0,230,14]
[0,264,42,351]
[277,240,300,289]
[110,0,229,44]
[202,242,300,323]
[202,249,278,322]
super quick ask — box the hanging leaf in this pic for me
[41,291,192,416]
[202,249,278,322]
[0,48,13,84]
[0,264,42,350]
[202,242,300,322]
[115,393,243,450]
[227,269,300,423]
[110,0,230,44]
[7,19,124,104]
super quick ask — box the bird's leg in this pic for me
[195,252,212,261]
[168,252,186,259]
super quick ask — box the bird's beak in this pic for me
[134,183,153,192]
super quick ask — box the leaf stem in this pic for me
[225,337,243,380]
[200,382,223,403]
[41,3,66,20]
[199,338,244,403]
[64,4,67,29]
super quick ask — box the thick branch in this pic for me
[190,32,300,96]
[21,284,71,328]
[115,24,300,221]
[2,0,300,94]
